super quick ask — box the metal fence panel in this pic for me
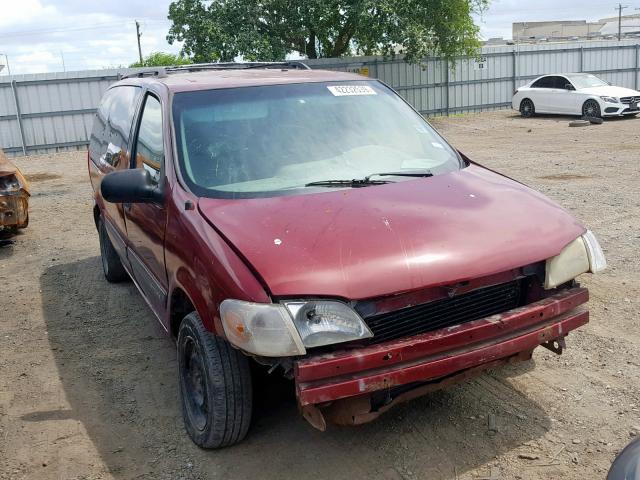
[1,40,640,156]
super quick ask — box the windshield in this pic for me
[172,81,463,198]
[568,74,608,89]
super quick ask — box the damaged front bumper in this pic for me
[0,150,30,232]
[0,190,29,231]
[295,287,588,430]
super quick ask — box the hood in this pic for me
[198,165,585,300]
[579,85,640,98]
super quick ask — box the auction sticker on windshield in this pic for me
[327,85,377,96]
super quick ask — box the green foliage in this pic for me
[129,51,193,68]
[167,0,489,64]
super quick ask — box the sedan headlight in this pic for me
[600,96,619,104]
[220,299,373,356]
[544,230,607,289]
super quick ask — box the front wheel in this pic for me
[178,312,253,449]
[582,99,601,119]
[98,218,128,282]
[520,99,535,117]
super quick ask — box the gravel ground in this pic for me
[1,109,639,480]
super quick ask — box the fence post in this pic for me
[10,80,26,156]
[512,50,517,93]
[444,59,450,116]
[580,46,584,73]
[636,44,639,91]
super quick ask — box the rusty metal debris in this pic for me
[0,149,30,234]
[541,337,566,355]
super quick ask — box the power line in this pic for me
[0,18,171,40]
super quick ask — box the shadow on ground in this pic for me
[41,257,552,480]
[509,112,639,122]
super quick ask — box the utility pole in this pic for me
[618,3,629,41]
[60,51,66,72]
[135,20,143,64]
[0,53,10,75]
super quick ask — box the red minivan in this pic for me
[89,62,606,448]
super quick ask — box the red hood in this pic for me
[198,165,585,300]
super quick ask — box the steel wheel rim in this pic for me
[180,335,208,432]
[522,101,532,115]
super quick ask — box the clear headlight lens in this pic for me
[285,301,373,348]
[600,96,619,104]
[220,300,306,356]
[544,230,606,289]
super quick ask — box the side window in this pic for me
[134,95,164,185]
[107,86,141,156]
[550,76,566,89]
[88,88,117,165]
[531,77,552,89]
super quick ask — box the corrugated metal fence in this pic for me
[1,40,639,156]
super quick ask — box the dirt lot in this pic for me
[1,110,639,480]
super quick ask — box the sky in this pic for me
[0,0,635,75]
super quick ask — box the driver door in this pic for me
[553,76,580,114]
[125,93,168,317]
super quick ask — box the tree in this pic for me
[129,51,193,68]
[167,0,488,64]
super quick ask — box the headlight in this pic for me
[220,300,306,356]
[0,175,21,192]
[284,300,373,348]
[219,299,373,356]
[544,230,606,289]
[600,96,619,104]
[582,230,607,273]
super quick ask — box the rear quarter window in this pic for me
[89,86,142,166]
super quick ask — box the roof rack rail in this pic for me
[120,61,311,79]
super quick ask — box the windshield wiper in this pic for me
[305,179,392,188]
[364,171,434,181]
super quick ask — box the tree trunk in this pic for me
[306,31,317,59]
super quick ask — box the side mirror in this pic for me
[101,168,163,204]
[565,84,575,91]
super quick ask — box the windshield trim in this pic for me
[171,79,464,200]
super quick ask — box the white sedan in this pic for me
[512,73,640,118]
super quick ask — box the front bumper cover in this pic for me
[294,287,588,426]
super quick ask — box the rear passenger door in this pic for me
[529,76,555,113]
[124,93,168,316]
[89,86,142,260]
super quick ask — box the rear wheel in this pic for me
[520,99,535,117]
[178,312,253,449]
[582,99,601,119]
[98,218,128,282]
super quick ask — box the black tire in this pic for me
[569,120,591,128]
[520,99,535,117]
[582,99,601,118]
[98,217,128,282]
[583,116,604,125]
[177,312,252,449]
